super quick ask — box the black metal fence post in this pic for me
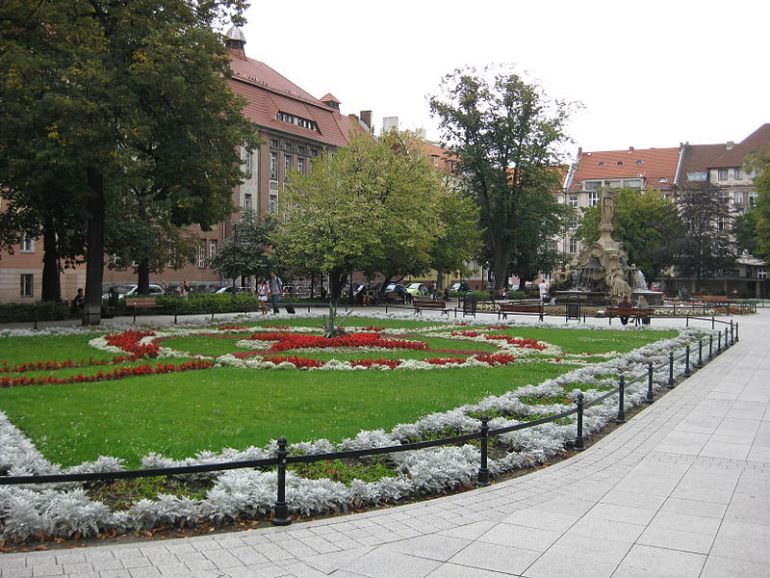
[730,321,734,345]
[724,327,729,350]
[646,362,654,404]
[684,345,691,376]
[735,322,739,343]
[272,437,291,526]
[709,334,713,361]
[711,315,715,330]
[575,393,585,451]
[616,374,626,424]
[668,351,675,388]
[477,416,490,487]
[697,339,703,367]
[717,332,722,355]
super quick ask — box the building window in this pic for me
[20,234,34,253]
[734,191,744,207]
[20,274,33,297]
[244,193,252,209]
[568,195,578,208]
[717,216,726,231]
[275,111,319,132]
[608,180,622,189]
[588,191,599,207]
[431,155,439,167]
[209,239,217,259]
[297,157,305,174]
[718,168,729,181]
[197,244,206,268]
[284,155,292,180]
[733,167,743,180]
[242,147,253,177]
[623,179,641,189]
[584,180,601,191]
[270,139,279,149]
[758,268,767,280]
[749,191,758,207]
[270,152,277,180]
[569,237,578,254]
[269,192,279,214]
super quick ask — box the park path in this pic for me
[0,309,768,577]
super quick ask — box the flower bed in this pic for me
[0,316,712,541]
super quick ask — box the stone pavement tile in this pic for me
[710,520,770,564]
[66,572,99,578]
[437,521,497,541]
[500,509,579,533]
[568,516,646,543]
[301,547,374,574]
[425,562,513,577]
[0,556,28,571]
[337,546,441,578]
[387,535,471,562]
[99,570,133,578]
[522,553,617,578]
[0,567,33,578]
[700,555,770,578]
[598,490,666,512]
[127,567,162,577]
[636,526,715,554]
[476,522,560,552]
[612,544,705,577]
[699,441,751,460]
[543,534,632,566]
[584,503,657,526]
[724,492,770,526]
[272,562,328,577]
[670,468,740,504]
[447,541,539,576]
[656,496,727,519]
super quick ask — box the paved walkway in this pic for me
[1,310,769,577]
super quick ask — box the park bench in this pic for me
[605,305,653,326]
[412,298,450,316]
[125,296,160,323]
[498,302,544,322]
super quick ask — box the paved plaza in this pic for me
[1,308,768,577]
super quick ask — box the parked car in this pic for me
[384,283,408,302]
[102,284,164,301]
[449,281,469,293]
[215,286,250,294]
[405,283,429,297]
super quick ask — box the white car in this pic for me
[405,283,429,297]
[102,284,164,301]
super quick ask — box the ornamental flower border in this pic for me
[0,315,713,541]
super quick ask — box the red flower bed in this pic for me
[475,353,516,366]
[425,357,466,366]
[105,330,160,360]
[262,355,323,369]
[451,330,481,338]
[350,358,401,369]
[1,358,116,374]
[0,360,214,388]
[248,332,427,353]
[485,335,546,351]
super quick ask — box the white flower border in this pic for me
[0,315,713,540]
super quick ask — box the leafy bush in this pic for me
[0,301,71,323]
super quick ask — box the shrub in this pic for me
[0,301,71,323]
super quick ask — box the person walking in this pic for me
[269,271,283,314]
[257,279,269,314]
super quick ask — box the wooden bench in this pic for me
[124,296,160,322]
[606,306,653,326]
[412,298,450,316]
[498,302,544,322]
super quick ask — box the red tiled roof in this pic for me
[708,123,770,167]
[568,147,680,192]
[227,50,366,148]
[677,143,724,186]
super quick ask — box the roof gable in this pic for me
[568,147,680,192]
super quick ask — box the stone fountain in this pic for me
[557,190,662,306]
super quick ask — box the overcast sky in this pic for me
[241,0,767,159]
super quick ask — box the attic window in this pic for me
[598,161,605,167]
[616,161,624,166]
[635,160,644,166]
[658,177,668,183]
[276,111,319,132]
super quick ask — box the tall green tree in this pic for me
[671,185,736,291]
[273,131,459,301]
[0,0,255,321]
[429,66,574,289]
[744,150,770,258]
[576,188,684,283]
[210,210,274,286]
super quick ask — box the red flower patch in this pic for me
[262,355,323,369]
[451,330,481,338]
[474,353,516,366]
[105,330,160,360]
[425,357,466,366]
[485,335,546,351]
[248,332,427,353]
[350,358,401,369]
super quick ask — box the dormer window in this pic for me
[276,111,319,132]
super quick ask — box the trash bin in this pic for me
[462,291,477,317]
[566,294,582,321]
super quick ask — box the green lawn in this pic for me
[0,318,677,468]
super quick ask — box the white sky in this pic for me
[241,0,767,160]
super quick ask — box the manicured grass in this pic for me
[0,363,572,468]
[0,318,677,469]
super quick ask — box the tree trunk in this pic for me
[328,269,346,304]
[492,246,510,290]
[83,170,106,325]
[137,258,150,294]
[41,214,61,302]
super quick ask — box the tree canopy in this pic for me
[429,66,574,288]
[576,188,684,283]
[272,131,481,300]
[743,150,770,259]
[0,0,256,319]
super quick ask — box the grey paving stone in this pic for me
[700,555,770,578]
[447,541,540,575]
[613,544,705,577]
[523,553,618,578]
[338,546,441,578]
[386,534,471,562]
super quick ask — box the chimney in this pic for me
[360,110,373,129]
[726,141,735,150]
[629,146,634,152]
